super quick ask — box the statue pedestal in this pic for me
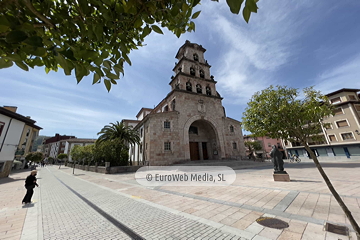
[273,173,290,182]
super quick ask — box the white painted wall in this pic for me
[0,114,25,162]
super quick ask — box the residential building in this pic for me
[0,106,42,177]
[244,135,284,159]
[43,133,75,158]
[122,41,246,166]
[283,88,360,161]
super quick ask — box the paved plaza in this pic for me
[1,160,360,240]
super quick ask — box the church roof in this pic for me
[136,107,153,118]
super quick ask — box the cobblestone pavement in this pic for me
[26,167,249,240]
[0,171,29,240]
[1,161,360,240]
[53,161,360,240]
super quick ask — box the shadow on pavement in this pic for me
[0,177,26,185]
[290,179,322,183]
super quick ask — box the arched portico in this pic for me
[183,116,225,160]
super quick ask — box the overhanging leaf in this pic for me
[15,61,29,71]
[104,79,111,92]
[226,0,244,14]
[151,25,163,34]
[0,58,13,69]
[24,36,44,47]
[93,73,101,84]
[6,30,28,43]
[243,6,251,23]
[191,11,201,19]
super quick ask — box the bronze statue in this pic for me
[270,145,286,173]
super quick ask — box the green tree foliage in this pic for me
[0,0,259,91]
[70,145,83,163]
[97,121,140,145]
[244,140,262,159]
[47,156,54,164]
[94,139,129,166]
[242,85,360,238]
[57,153,68,160]
[25,151,44,163]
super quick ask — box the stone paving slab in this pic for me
[54,162,360,240]
[37,167,250,240]
[1,162,360,240]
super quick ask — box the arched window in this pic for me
[199,70,205,78]
[171,99,176,110]
[193,53,199,61]
[206,86,211,95]
[190,67,195,76]
[230,125,234,132]
[164,105,169,111]
[186,81,192,91]
[196,84,202,93]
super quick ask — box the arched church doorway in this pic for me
[188,120,218,160]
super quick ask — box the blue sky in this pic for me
[1,0,360,138]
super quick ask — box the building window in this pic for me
[341,132,354,140]
[189,126,198,134]
[328,135,337,142]
[330,97,341,104]
[164,121,170,129]
[230,125,234,132]
[355,104,360,111]
[206,86,211,95]
[186,81,192,91]
[164,142,171,151]
[26,129,30,137]
[164,105,169,112]
[140,144,142,153]
[193,54,199,61]
[0,122,4,137]
[232,142,237,149]
[140,128,143,137]
[190,67,195,76]
[333,107,343,116]
[199,70,205,78]
[196,84,202,93]
[268,143,271,147]
[336,120,349,128]
[349,95,356,101]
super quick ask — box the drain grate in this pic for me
[256,217,289,229]
[325,222,349,236]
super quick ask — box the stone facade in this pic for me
[124,41,246,166]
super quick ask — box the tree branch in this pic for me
[23,0,55,28]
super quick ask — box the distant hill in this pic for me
[31,135,49,152]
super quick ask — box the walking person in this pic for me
[22,170,39,204]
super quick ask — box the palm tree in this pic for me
[97,121,140,145]
[97,121,140,165]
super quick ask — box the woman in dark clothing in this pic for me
[22,170,39,204]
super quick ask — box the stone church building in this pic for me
[122,41,246,165]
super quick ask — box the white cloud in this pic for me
[195,0,317,103]
[315,54,360,94]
